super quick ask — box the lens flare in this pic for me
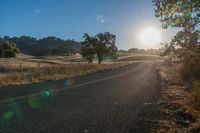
[140,28,161,47]
[28,97,40,108]
[3,111,14,121]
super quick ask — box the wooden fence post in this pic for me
[19,63,22,79]
[38,63,40,78]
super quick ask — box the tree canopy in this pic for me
[81,32,118,64]
[153,0,200,80]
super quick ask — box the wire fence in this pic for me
[0,60,44,83]
[0,59,105,84]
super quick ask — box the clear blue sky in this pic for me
[0,0,177,49]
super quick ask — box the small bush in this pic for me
[179,53,200,82]
[0,40,19,58]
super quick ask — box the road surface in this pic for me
[0,61,161,133]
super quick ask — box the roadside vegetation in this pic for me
[0,58,130,87]
[154,0,200,82]
[153,0,200,132]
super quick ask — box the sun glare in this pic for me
[140,28,161,47]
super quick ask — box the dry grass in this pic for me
[192,80,200,98]
[0,53,161,87]
[118,54,161,61]
[0,58,130,87]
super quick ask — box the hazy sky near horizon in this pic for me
[0,0,178,49]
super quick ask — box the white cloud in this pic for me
[34,9,42,14]
[96,15,107,24]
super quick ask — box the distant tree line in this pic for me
[119,48,162,55]
[0,36,81,56]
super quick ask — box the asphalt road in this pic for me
[0,61,161,133]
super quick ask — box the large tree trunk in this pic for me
[98,60,102,64]
[97,54,103,64]
[88,58,93,64]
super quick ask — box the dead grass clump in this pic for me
[192,80,200,98]
[154,59,200,132]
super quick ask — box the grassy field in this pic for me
[0,53,160,87]
[118,53,161,61]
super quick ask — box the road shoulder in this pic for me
[151,61,200,132]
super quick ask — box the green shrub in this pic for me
[0,40,19,58]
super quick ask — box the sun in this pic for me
[140,28,161,47]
